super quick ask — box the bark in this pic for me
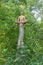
[18,23,24,48]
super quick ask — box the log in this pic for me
[18,23,24,48]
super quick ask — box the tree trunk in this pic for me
[18,23,24,48]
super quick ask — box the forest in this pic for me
[0,0,43,65]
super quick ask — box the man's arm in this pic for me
[16,16,20,24]
[23,16,28,24]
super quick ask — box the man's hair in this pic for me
[20,12,23,15]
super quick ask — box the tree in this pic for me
[0,0,43,65]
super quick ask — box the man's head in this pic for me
[20,12,23,15]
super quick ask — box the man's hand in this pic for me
[22,20,28,24]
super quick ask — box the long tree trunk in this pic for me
[18,23,24,48]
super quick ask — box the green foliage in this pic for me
[0,0,43,65]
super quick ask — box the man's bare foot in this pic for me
[16,21,20,24]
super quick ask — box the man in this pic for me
[16,12,27,24]
[16,12,27,48]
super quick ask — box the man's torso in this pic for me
[19,15,25,22]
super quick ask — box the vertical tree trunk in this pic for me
[18,23,24,48]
